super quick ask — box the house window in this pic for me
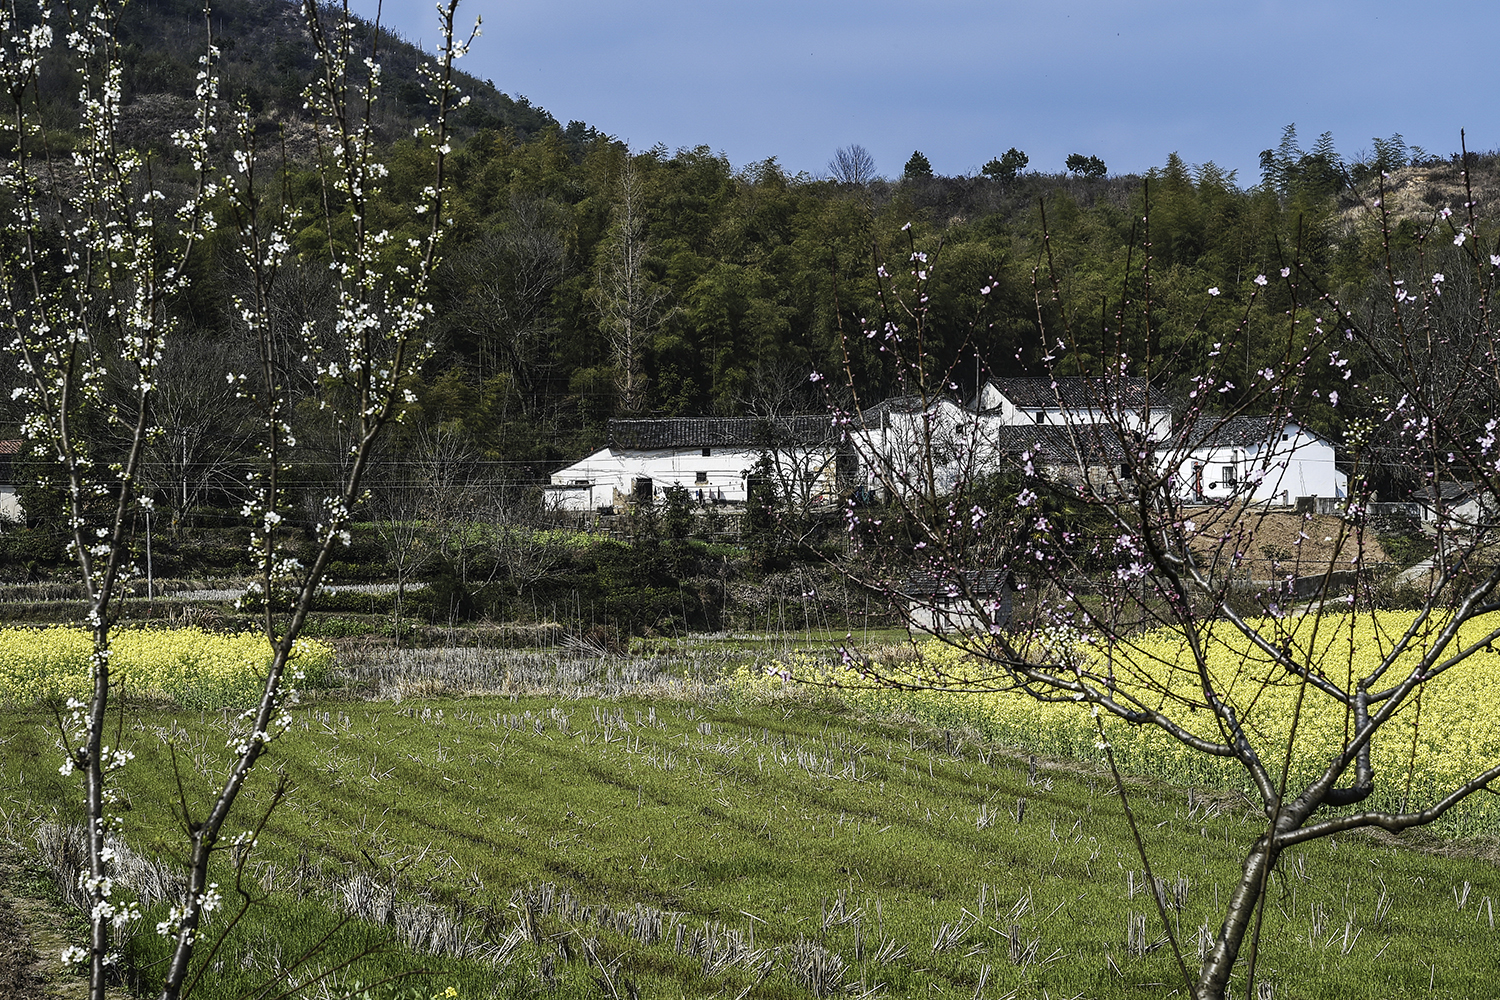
[695,470,708,484]
[1222,464,1237,485]
[702,447,711,457]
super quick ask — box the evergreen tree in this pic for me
[663,483,693,541]
[982,147,1028,180]
[741,456,783,569]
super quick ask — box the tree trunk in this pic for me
[1198,835,1279,999]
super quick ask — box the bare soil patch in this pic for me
[1184,507,1388,581]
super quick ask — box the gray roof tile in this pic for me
[608,416,839,450]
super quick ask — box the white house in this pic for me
[849,378,1170,498]
[547,384,1348,513]
[1163,415,1345,505]
[850,395,977,497]
[1413,482,1496,529]
[973,377,1174,440]
[545,416,846,512]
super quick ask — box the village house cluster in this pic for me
[546,377,1348,513]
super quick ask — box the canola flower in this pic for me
[0,627,334,708]
[770,610,1500,835]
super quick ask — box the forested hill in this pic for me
[47,0,581,148]
[406,130,1500,488]
[9,0,1500,499]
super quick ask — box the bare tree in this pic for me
[448,195,567,397]
[741,359,851,530]
[144,328,255,530]
[369,422,484,638]
[483,490,572,600]
[369,470,438,645]
[592,155,671,412]
[826,162,1500,999]
[1348,237,1497,501]
[0,2,474,997]
[827,143,876,185]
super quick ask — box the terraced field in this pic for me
[2,641,1499,998]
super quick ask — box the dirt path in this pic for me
[0,883,47,999]
[0,841,119,1000]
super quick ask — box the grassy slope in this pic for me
[5,684,1500,999]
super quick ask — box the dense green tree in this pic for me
[29,6,1467,512]
[982,147,1028,180]
[1065,153,1107,179]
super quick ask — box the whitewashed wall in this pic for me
[1162,422,1345,504]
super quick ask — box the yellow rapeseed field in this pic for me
[776,610,1500,834]
[0,626,335,708]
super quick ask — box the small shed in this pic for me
[901,569,1015,634]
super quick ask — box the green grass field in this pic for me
[6,649,1500,1000]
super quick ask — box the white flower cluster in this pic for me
[156,882,221,939]
[78,871,140,931]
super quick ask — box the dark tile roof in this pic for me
[858,395,956,421]
[1192,415,1289,449]
[1413,481,1487,504]
[901,569,1013,597]
[987,376,1164,411]
[990,424,1135,465]
[608,416,839,450]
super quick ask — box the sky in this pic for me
[349,0,1498,185]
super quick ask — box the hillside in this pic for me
[1333,155,1500,250]
[43,0,584,152]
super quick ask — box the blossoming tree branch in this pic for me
[0,1,476,996]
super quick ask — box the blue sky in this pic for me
[350,0,1497,185]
